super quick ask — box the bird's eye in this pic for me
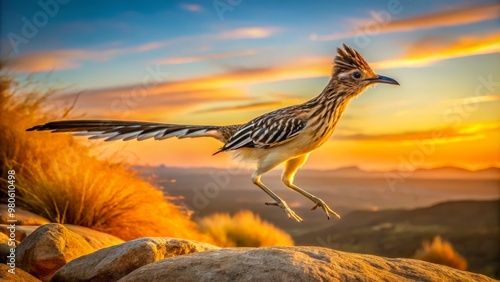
[351,71,362,79]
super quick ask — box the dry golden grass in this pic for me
[413,236,468,271]
[0,67,210,242]
[198,210,294,247]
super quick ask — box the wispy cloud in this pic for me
[78,62,329,102]
[156,49,256,65]
[7,50,88,72]
[59,61,325,120]
[180,3,203,12]
[8,26,278,73]
[373,32,500,69]
[15,27,495,75]
[218,27,281,39]
[192,93,305,114]
[311,4,500,41]
[444,95,500,105]
[334,122,500,144]
[58,86,250,121]
[7,42,166,72]
[193,101,282,114]
[41,29,500,116]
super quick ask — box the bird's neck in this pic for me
[305,79,355,118]
[298,80,354,146]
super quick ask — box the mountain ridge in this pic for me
[135,165,500,180]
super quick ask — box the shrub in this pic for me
[0,66,209,242]
[198,210,294,247]
[413,236,467,270]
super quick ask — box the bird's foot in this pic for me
[266,200,303,222]
[311,197,341,220]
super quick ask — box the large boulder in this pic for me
[0,205,51,225]
[52,237,219,282]
[0,224,124,250]
[119,246,494,282]
[16,223,94,282]
[64,224,125,249]
[0,264,41,282]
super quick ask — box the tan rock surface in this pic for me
[16,223,94,282]
[0,205,50,225]
[0,225,38,242]
[119,246,495,282]
[0,223,124,250]
[64,224,125,249]
[0,263,41,282]
[52,237,219,282]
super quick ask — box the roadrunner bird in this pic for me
[28,44,399,222]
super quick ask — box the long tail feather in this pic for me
[27,120,224,142]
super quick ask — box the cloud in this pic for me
[193,101,282,114]
[76,84,248,107]
[444,95,500,105]
[334,122,500,144]
[7,41,166,72]
[55,60,325,120]
[7,50,87,72]
[76,62,329,104]
[55,86,250,121]
[312,4,500,41]
[373,32,500,69]
[8,26,278,73]
[156,49,256,65]
[192,93,305,114]
[44,30,499,118]
[180,4,203,12]
[218,27,281,39]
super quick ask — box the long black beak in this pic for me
[366,75,399,86]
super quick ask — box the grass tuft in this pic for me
[0,66,209,242]
[413,235,468,271]
[198,210,294,247]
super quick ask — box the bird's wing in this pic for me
[27,120,223,142]
[220,112,307,152]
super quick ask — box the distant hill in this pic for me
[299,166,500,180]
[136,165,500,180]
[296,200,500,278]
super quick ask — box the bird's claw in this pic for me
[311,198,341,220]
[266,201,303,222]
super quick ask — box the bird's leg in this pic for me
[264,199,303,223]
[282,154,341,220]
[251,173,303,222]
[287,183,340,220]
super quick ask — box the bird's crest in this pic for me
[333,43,373,75]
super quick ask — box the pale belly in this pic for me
[228,126,334,168]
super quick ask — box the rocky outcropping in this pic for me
[0,205,124,250]
[0,205,51,226]
[63,224,125,249]
[0,223,124,249]
[11,223,494,282]
[16,224,95,282]
[0,263,41,282]
[52,237,219,282]
[0,225,39,242]
[118,247,494,282]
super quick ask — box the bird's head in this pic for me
[332,43,399,96]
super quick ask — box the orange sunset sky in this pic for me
[2,1,499,171]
